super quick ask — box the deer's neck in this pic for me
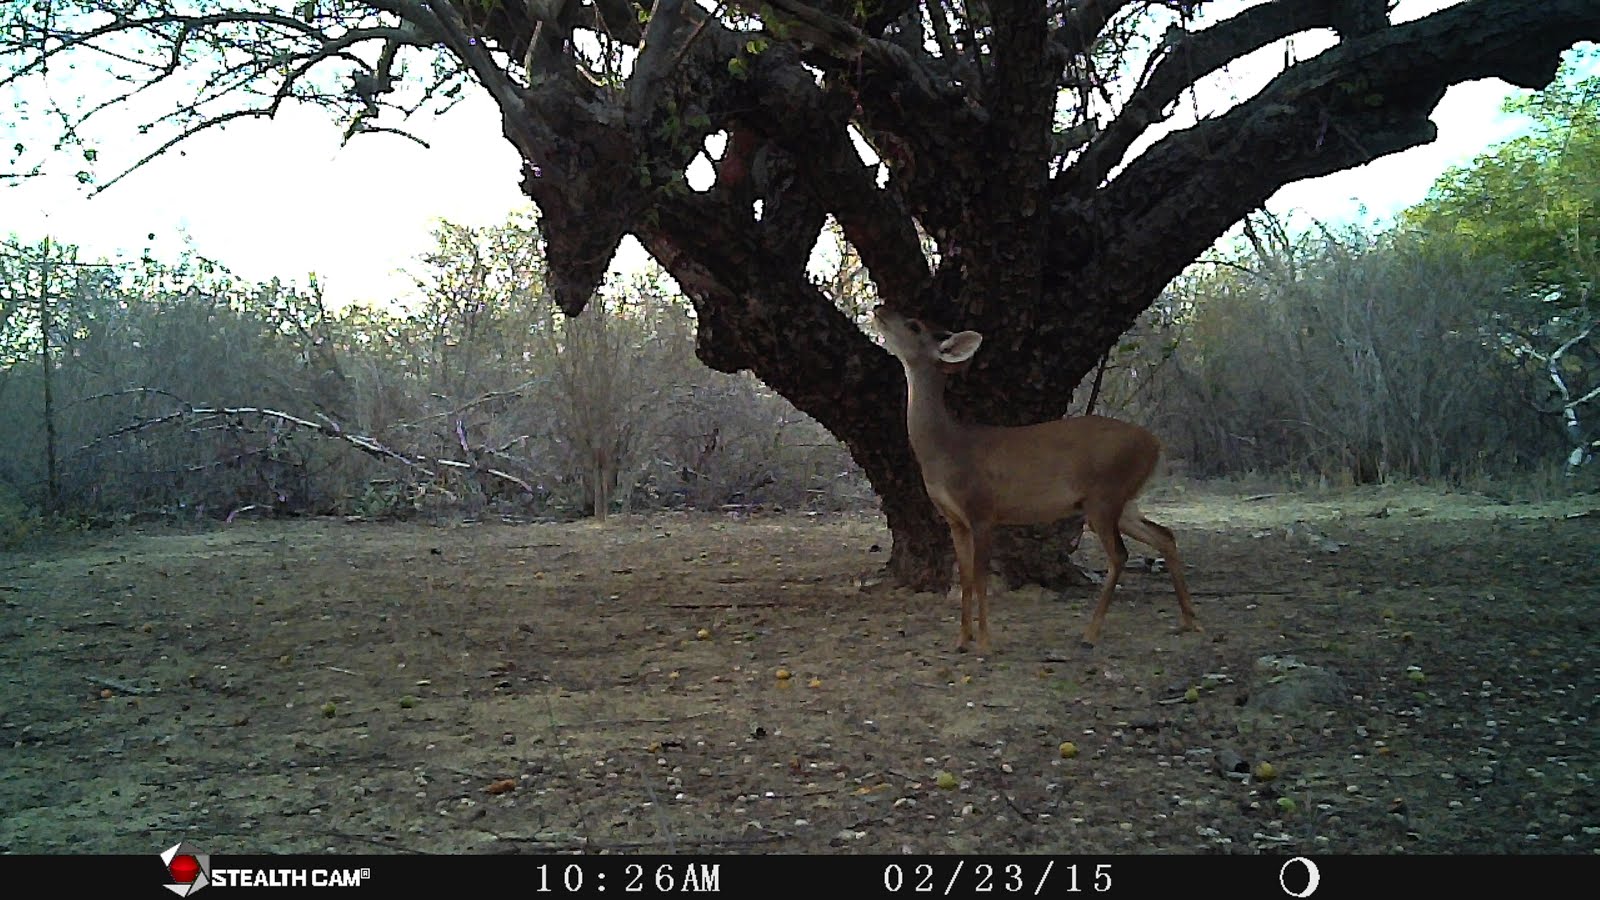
[902,365,966,459]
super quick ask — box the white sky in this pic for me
[0,3,1572,310]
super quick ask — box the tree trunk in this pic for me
[854,410,954,592]
[38,239,59,518]
[638,228,964,589]
[641,218,1102,593]
[992,523,1093,589]
[591,448,610,522]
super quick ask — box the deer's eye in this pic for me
[908,321,923,334]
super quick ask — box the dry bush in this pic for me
[647,370,867,511]
[0,222,887,527]
[1104,216,1565,485]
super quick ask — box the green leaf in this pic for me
[1402,59,1600,314]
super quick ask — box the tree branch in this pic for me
[421,0,526,117]
[1058,0,1359,197]
[714,53,931,300]
[4,4,460,192]
[626,0,691,129]
[736,0,947,102]
[1081,0,1600,326]
[1050,0,1140,61]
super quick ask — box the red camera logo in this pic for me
[160,842,211,896]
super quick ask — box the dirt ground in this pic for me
[2,483,1595,856]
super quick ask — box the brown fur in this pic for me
[873,306,1200,651]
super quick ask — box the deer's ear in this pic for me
[937,331,983,364]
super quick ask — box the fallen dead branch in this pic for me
[71,398,538,497]
[86,675,158,695]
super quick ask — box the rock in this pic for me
[1216,748,1248,774]
[1245,655,1350,714]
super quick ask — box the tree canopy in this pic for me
[1407,56,1600,309]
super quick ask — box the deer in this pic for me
[871,305,1200,653]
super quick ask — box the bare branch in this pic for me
[626,0,690,129]
[421,0,526,115]
[71,398,543,497]
[592,0,646,44]
[925,0,961,63]
[1080,0,1600,331]
[734,0,945,100]
[3,4,459,191]
[1059,0,1355,197]
[92,106,275,195]
[1050,0,1139,61]
[2,11,329,88]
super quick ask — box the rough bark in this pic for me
[636,195,954,589]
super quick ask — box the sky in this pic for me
[0,3,1573,310]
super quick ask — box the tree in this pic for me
[540,270,696,520]
[0,237,123,515]
[7,2,1600,588]
[1406,57,1600,471]
[408,211,548,401]
[1407,58,1600,304]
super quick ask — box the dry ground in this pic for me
[2,484,1596,856]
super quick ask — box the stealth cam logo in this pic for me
[161,842,211,896]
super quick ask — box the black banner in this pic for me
[3,851,1574,890]
[5,852,1575,897]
